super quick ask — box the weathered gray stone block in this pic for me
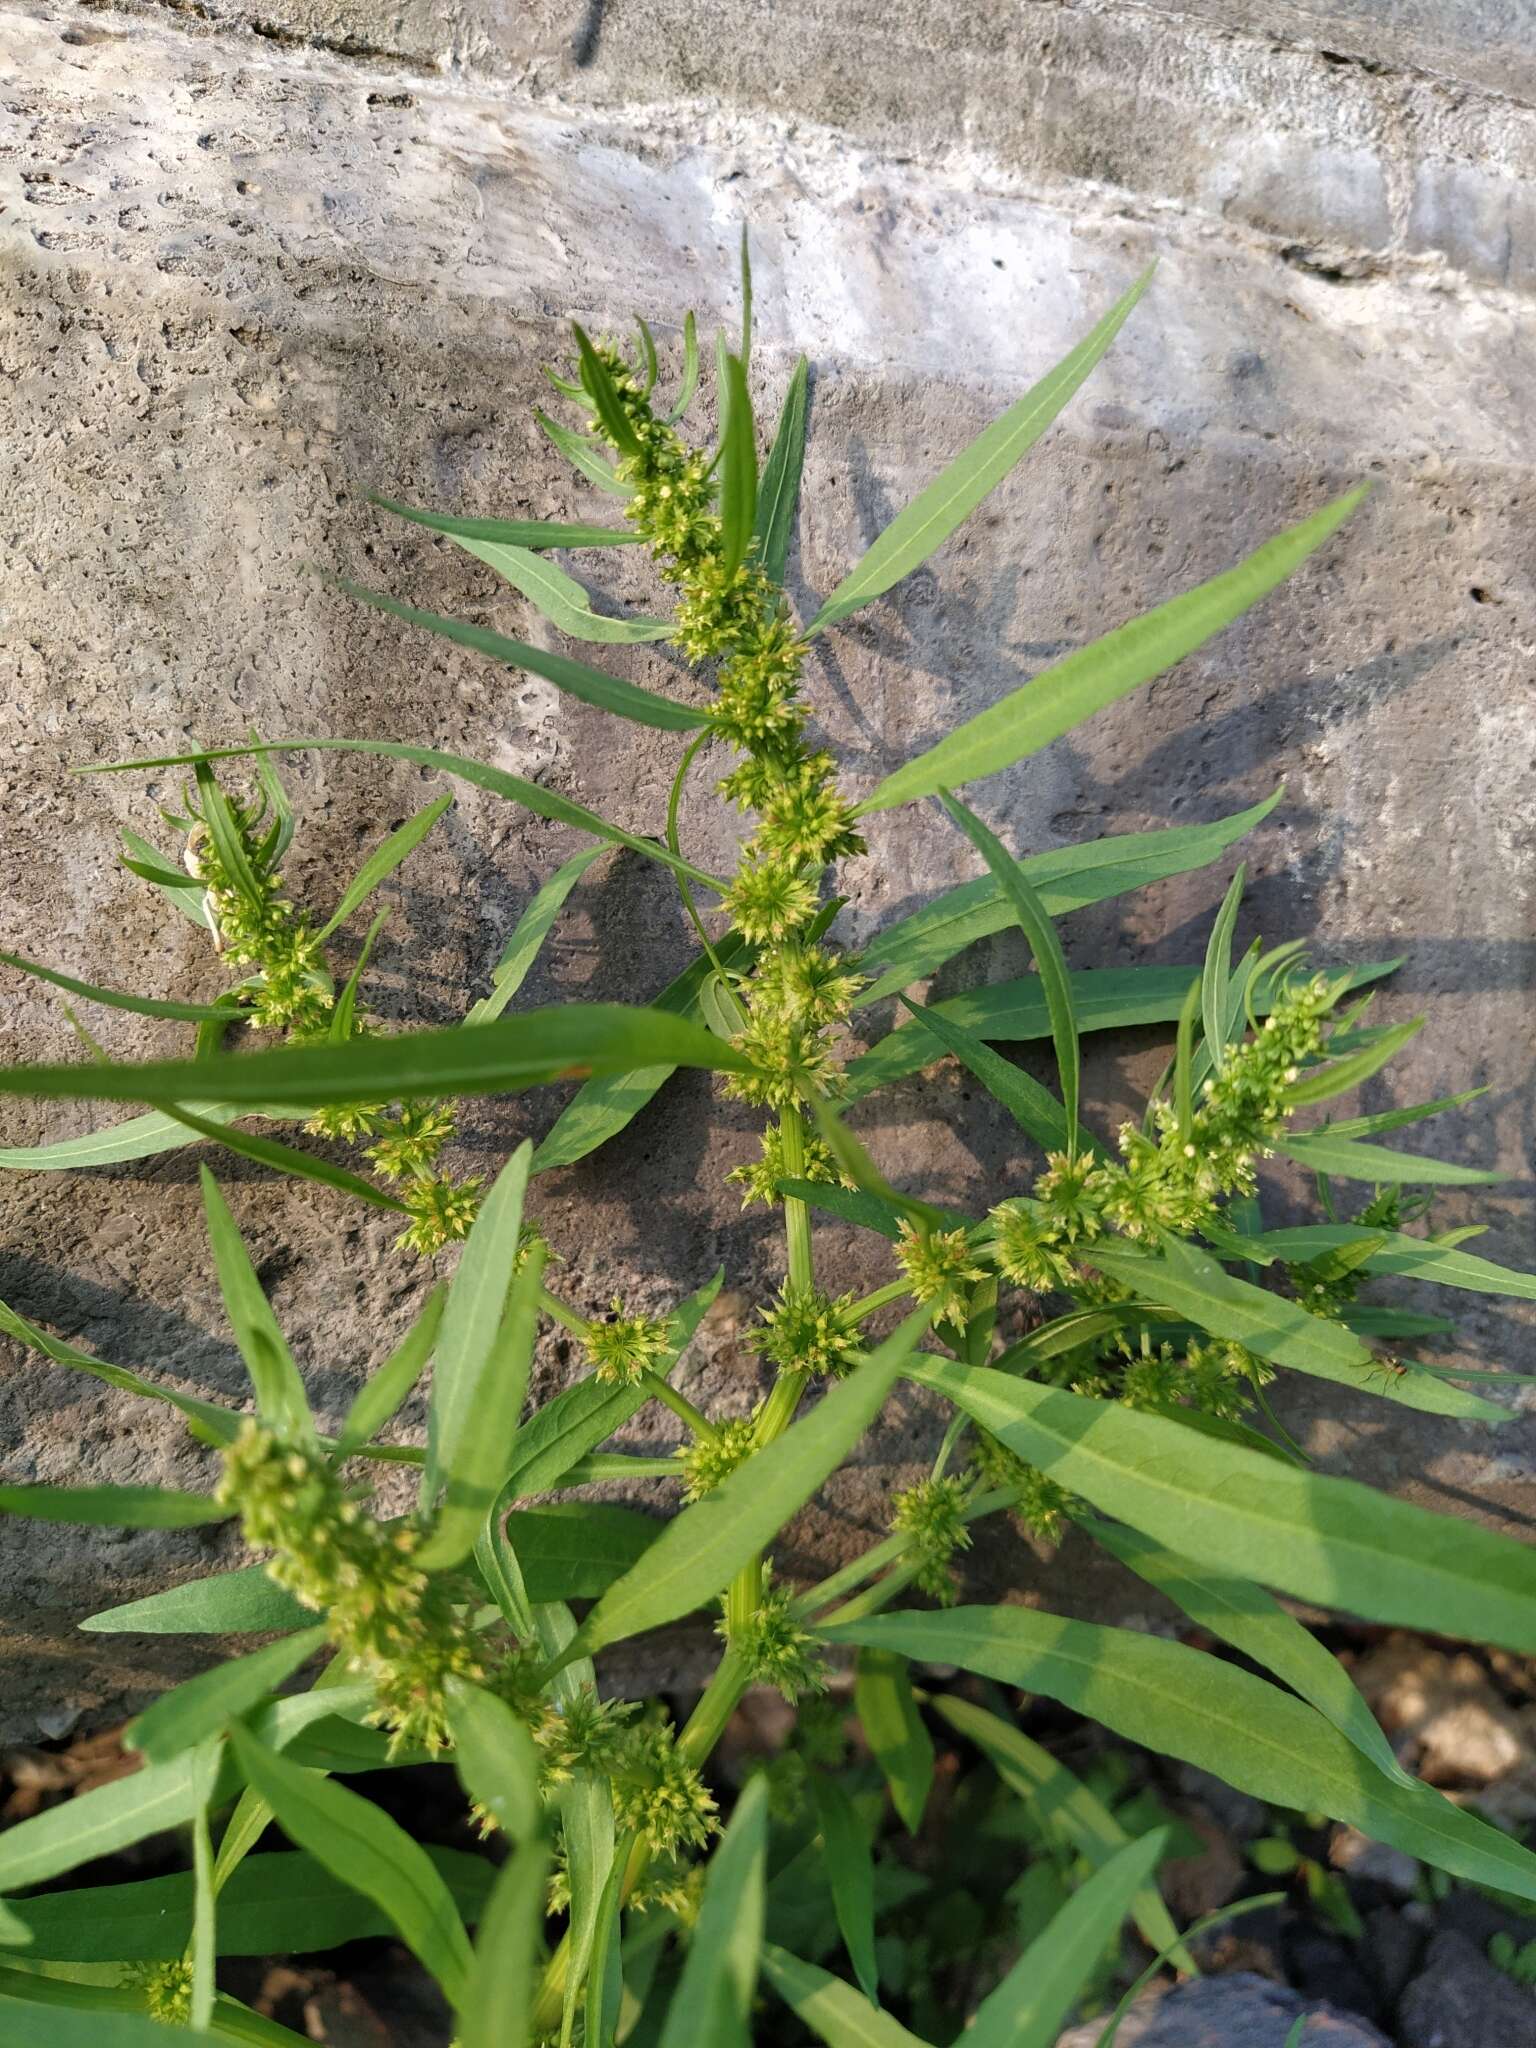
[0,0,1533,1736]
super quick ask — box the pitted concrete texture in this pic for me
[0,0,1533,1736]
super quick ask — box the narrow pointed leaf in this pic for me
[1083,1518,1406,1784]
[854,1650,933,1836]
[0,951,242,1024]
[4,1848,496,1963]
[1279,1129,1500,1185]
[369,493,643,550]
[560,1308,930,1662]
[466,846,607,1027]
[495,1271,720,1499]
[1308,1087,1485,1142]
[898,997,1090,1159]
[444,1678,542,1844]
[89,736,726,893]
[907,1356,1536,1650]
[967,1829,1168,2048]
[201,1167,315,1443]
[718,350,758,581]
[129,1628,328,1765]
[456,1835,549,2048]
[0,1002,748,1114]
[340,578,693,714]
[81,1565,311,1635]
[572,324,642,457]
[440,534,673,644]
[535,409,634,495]
[333,1285,445,1460]
[1088,1235,1502,1420]
[931,1695,1189,1968]
[0,1297,238,1444]
[666,311,701,423]
[1283,1017,1425,1108]
[864,486,1369,810]
[227,1723,473,2004]
[1200,866,1246,1070]
[822,1606,1536,1906]
[940,791,1081,1144]
[755,355,809,588]
[0,1102,271,1174]
[811,1777,879,2005]
[317,793,454,940]
[424,1145,532,1498]
[760,1946,931,2048]
[858,790,1284,1003]
[531,939,751,1173]
[1236,1225,1536,1303]
[0,1482,230,1528]
[0,1747,226,1891]
[164,1105,409,1213]
[807,269,1153,639]
[659,1773,768,2048]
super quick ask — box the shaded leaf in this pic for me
[811,1776,879,2005]
[0,950,242,1025]
[130,1629,328,1765]
[368,493,643,549]
[466,846,607,1027]
[760,1945,932,2048]
[854,1649,933,1836]
[1279,1129,1501,1186]
[201,1167,315,1443]
[658,1773,769,2048]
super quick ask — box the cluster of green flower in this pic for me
[584,340,864,1195]
[180,790,483,1255]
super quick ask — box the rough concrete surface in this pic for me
[0,0,1533,1736]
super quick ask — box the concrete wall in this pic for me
[1,0,1533,1737]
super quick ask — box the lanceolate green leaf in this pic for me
[858,790,1284,1002]
[535,409,634,496]
[559,1308,930,1664]
[129,1628,328,1766]
[439,535,674,644]
[931,1695,1189,1969]
[201,1168,316,1444]
[1236,1225,1536,1303]
[1082,1518,1406,1785]
[665,310,701,423]
[0,1002,748,1114]
[164,1106,409,1214]
[466,846,608,1027]
[531,940,750,1173]
[424,1145,531,1500]
[317,793,454,940]
[1311,1087,1486,1142]
[906,1357,1536,1651]
[495,1271,720,1498]
[1279,1129,1501,1185]
[1087,1236,1501,1421]
[0,1102,274,1174]
[811,1776,880,2006]
[1200,865,1245,1070]
[86,739,726,894]
[864,486,1369,811]
[756,355,809,588]
[658,1773,769,2048]
[369,493,644,550]
[4,1847,496,1964]
[806,268,1153,639]
[854,1650,933,1836]
[940,792,1081,1148]
[1282,1016,1424,1109]
[339,579,693,715]
[899,996,1092,1160]
[0,951,243,1024]
[0,1747,228,1893]
[0,1483,230,1528]
[81,1566,312,1636]
[456,1835,549,2048]
[821,1607,1536,1907]
[444,1678,542,1844]
[0,1987,210,2047]
[227,1723,473,2006]
[964,1830,1168,2048]
[333,1285,445,1461]
[760,1946,932,2048]
[718,350,759,581]
[0,1298,238,1444]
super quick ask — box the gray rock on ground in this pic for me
[1398,1931,1536,2048]
[1055,1970,1392,2045]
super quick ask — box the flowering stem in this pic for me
[539,1287,592,1340]
[778,1102,814,1293]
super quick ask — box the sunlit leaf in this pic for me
[332,1285,445,1461]
[806,269,1153,639]
[201,1167,316,1444]
[760,1945,932,2048]
[466,846,607,1027]
[1279,1129,1500,1185]
[0,1483,230,1528]
[535,409,634,496]
[317,793,455,940]
[718,350,759,581]
[129,1629,328,1766]
[369,493,643,550]
[658,1773,768,2048]
[756,356,809,589]
[864,487,1369,810]
[0,950,242,1025]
